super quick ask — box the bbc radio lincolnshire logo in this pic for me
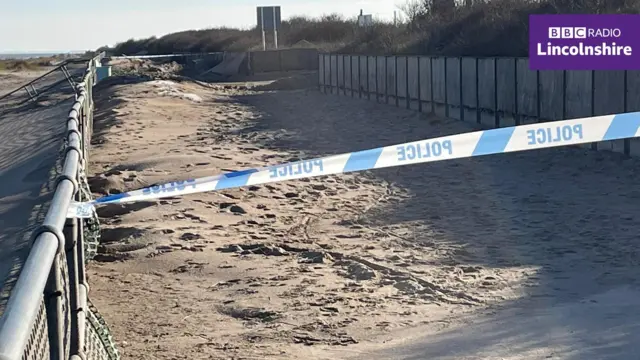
[541,26,631,56]
[529,14,640,70]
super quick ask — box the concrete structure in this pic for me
[319,54,640,157]
[201,52,248,80]
[249,48,318,73]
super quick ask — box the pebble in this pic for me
[180,232,202,241]
[229,205,247,214]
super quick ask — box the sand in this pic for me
[0,71,43,93]
[85,70,640,360]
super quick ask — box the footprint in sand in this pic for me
[95,227,173,262]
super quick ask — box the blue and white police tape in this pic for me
[67,111,640,218]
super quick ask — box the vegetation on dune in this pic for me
[96,0,640,57]
[0,59,48,71]
[0,54,84,72]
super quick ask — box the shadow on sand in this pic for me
[216,83,640,359]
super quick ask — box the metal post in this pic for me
[350,56,354,97]
[326,54,330,94]
[406,56,410,109]
[78,103,85,152]
[261,8,266,51]
[494,58,499,127]
[417,57,422,112]
[395,56,399,107]
[376,57,381,103]
[385,56,389,104]
[85,91,91,161]
[65,218,80,357]
[624,70,630,155]
[514,59,520,125]
[84,100,90,160]
[367,56,371,101]
[322,55,327,93]
[319,55,323,92]
[45,255,64,360]
[476,58,480,124]
[343,55,347,96]
[61,66,76,90]
[75,219,87,359]
[273,9,278,49]
[358,56,362,98]
[430,57,435,113]
[459,57,464,121]
[334,55,338,96]
[444,57,449,118]
[25,86,34,100]
[329,54,333,94]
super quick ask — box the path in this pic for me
[0,66,84,316]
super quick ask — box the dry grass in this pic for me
[100,0,640,57]
[0,54,71,72]
[0,59,48,71]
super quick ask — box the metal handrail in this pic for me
[0,56,92,102]
[0,51,104,360]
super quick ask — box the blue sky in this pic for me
[0,0,400,53]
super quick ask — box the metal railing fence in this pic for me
[0,58,88,104]
[318,54,640,156]
[0,52,119,360]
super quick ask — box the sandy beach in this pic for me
[0,68,54,95]
[0,71,38,92]
[85,69,640,360]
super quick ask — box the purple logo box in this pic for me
[529,14,640,70]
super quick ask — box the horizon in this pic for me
[0,51,85,55]
[0,0,400,53]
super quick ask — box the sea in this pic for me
[0,52,83,60]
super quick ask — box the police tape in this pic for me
[67,112,640,218]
